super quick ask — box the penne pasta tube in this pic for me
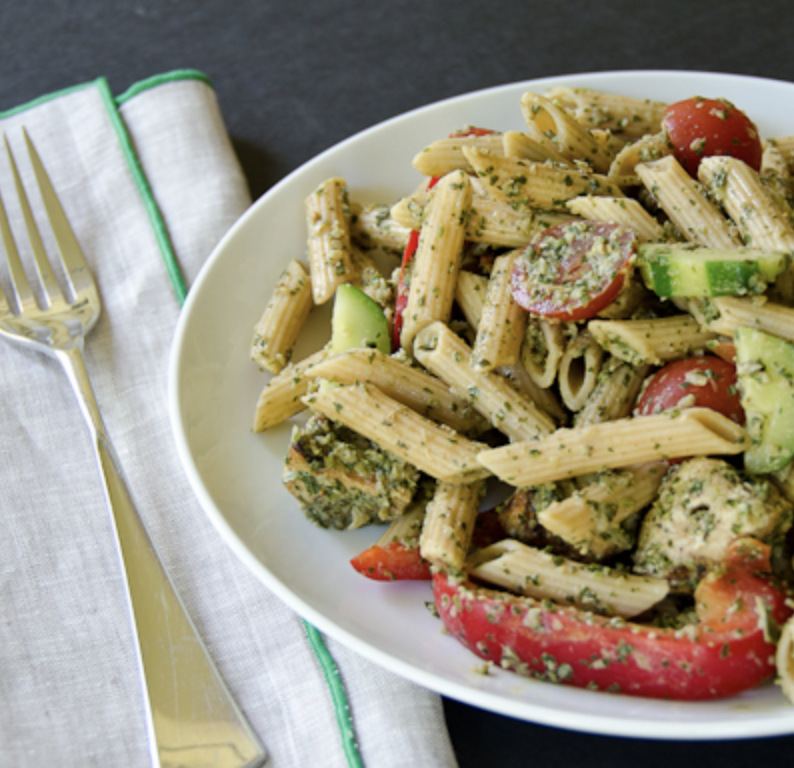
[557,331,604,412]
[419,480,486,571]
[777,616,794,705]
[305,177,356,304]
[477,407,750,487]
[349,246,395,311]
[471,250,527,371]
[400,170,472,353]
[465,199,575,248]
[462,147,623,212]
[497,361,568,424]
[588,315,717,366]
[502,130,571,165]
[395,181,574,249]
[767,135,794,170]
[636,156,741,249]
[412,132,505,177]
[252,348,328,432]
[520,318,566,389]
[250,259,314,374]
[544,86,667,138]
[520,91,615,173]
[303,381,491,484]
[350,202,412,255]
[706,296,794,341]
[698,156,794,252]
[466,539,669,618]
[573,357,652,427]
[566,195,667,243]
[414,322,557,442]
[537,462,667,558]
[607,132,673,186]
[303,347,487,434]
[454,269,489,331]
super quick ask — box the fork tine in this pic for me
[4,135,63,308]
[0,141,35,312]
[22,128,94,299]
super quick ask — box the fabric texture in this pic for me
[0,72,458,768]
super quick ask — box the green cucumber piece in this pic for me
[735,326,794,474]
[638,244,789,298]
[328,283,390,355]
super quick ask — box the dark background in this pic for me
[4,1,793,765]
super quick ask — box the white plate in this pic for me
[169,71,794,740]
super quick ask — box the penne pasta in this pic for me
[419,480,486,571]
[350,202,412,255]
[698,156,794,253]
[537,462,667,558]
[466,538,669,618]
[557,331,604,412]
[497,361,568,425]
[471,250,527,371]
[777,616,794,705]
[454,269,489,331]
[636,156,741,249]
[400,170,472,353]
[462,147,623,212]
[477,407,749,487]
[305,177,356,304]
[303,381,491,484]
[303,347,487,434]
[607,132,673,186]
[502,130,570,165]
[566,195,667,243]
[545,86,667,138]
[412,132,505,177]
[252,348,328,432]
[520,317,566,389]
[519,92,615,173]
[250,259,314,374]
[706,296,794,341]
[588,315,717,366]
[414,321,557,442]
[573,357,652,428]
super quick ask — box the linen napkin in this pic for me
[0,70,459,768]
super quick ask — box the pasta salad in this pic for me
[249,85,794,702]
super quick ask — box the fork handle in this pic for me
[57,344,266,768]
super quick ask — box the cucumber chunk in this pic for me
[328,284,391,355]
[735,326,794,474]
[638,244,789,298]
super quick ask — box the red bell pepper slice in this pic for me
[392,229,420,350]
[448,127,496,138]
[350,539,431,581]
[433,537,793,700]
[351,509,507,582]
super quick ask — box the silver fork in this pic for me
[0,130,267,768]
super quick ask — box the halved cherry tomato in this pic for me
[350,540,431,581]
[662,97,762,176]
[511,220,637,322]
[434,538,792,700]
[635,354,744,424]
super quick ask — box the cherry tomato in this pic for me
[511,220,637,322]
[635,354,744,424]
[662,97,762,176]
